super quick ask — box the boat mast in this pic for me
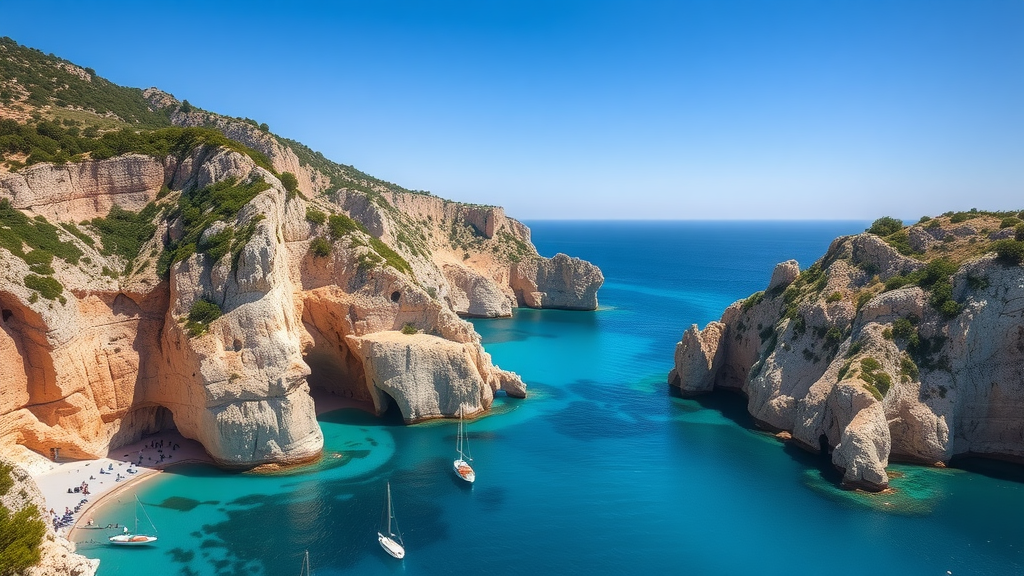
[457,408,463,459]
[386,482,392,536]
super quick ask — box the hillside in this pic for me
[0,35,604,480]
[670,212,1024,490]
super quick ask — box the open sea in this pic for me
[73,221,1024,576]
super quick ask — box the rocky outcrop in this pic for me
[667,322,725,395]
[671,218,1024,491]
[0,154,165,221]
[348,331,525,422]
[510,253,604,310]
[0,137,587,468]
[0,458,97,576]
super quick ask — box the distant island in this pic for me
[670,212,1024,490]
[0,36,602,575]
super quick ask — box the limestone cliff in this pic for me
[670,213,1024,490]
[0,37,600,474]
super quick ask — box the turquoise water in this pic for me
[74,221,1024,576]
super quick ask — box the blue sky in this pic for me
[2,0,1021,219]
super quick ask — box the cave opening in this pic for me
[1,309,11,323]
[390,291,401,303]
[109,404,179,451]
[818,434,831,455]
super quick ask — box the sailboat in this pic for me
[453,406,475,483]
[298,550,311,576]
[377,482,405,559]
[108,495,158,545]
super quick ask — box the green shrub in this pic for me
[742,291,764,311]
[999,217,1021,229]
[0,199,82,265]
[860,357,881,372]
[0,462,12,496]
[825,291,843,303]
[1016,223,1024,241]
[89,203,159,262]
[884,275,912,291]
[24,250,54,275]
[873,372,892,396]
[309,237,331,258]
[159,177,270,277]
[856,290,875,310]
[185,298,222,337]
[992,239,1024,265]
[368,236,412,275]
[884,229,917,255]
[867,216,904,237]
[0,503,46,575]
[197,226,234,262]
[24,274,63,300]
[328,213,361,239]
[918,216,932,223]
[305,208,327,225]
[862,383,883,401]
[900,354,919,382]
[401,323,417,335]
[60,222,95,246]
[280,172,299,200]
[892,318,915,340]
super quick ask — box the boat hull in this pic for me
[378,533,405,559]
[108,535,158,546]
[453,459,475,483]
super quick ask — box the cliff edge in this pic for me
[0,37,602,475]
[670,213,1024,490]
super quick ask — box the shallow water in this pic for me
[75,221,1024,576]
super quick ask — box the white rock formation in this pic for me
[670,228,1024,491]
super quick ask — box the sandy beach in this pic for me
[31,431,211,541]
[33,390,366,542]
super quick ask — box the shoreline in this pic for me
[30,430,213,543]
[37,390,370,543]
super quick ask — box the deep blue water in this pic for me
[74,221,1024,576]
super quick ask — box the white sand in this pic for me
[33,389,370,539]
[32,431,210,538]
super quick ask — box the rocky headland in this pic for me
[670,213,1024,490]
[0,39,603,477]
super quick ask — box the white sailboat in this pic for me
[108,495,158,545]
[298,550,311,576]
[377,482,405,559]
[452,407,476,483]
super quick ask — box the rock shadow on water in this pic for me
[949,455,1024,484]
[319,402,407,427]
[193,469,448,575]
[672,387,758,429]
[153,495,220,512]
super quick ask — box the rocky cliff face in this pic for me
[0,458,97,576]
[670,215,1024,490]
[0,137,571,469]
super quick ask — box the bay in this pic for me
[74,221,1024,576]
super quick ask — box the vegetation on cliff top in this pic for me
[0,37,170,127]
[1,118,273,173]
